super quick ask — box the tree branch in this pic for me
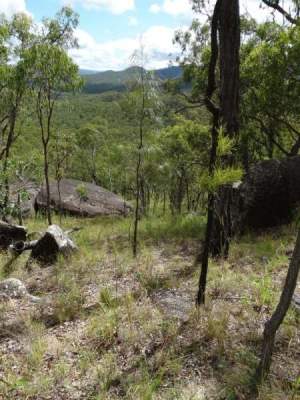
[262,0,298,24]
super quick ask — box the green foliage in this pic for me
[200,167,243,193]
[76,183,88,201]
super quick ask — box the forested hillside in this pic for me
[82,66,182,93]
[0,1,299,400]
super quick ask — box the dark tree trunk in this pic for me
[196,0,221,305]
[197,0,240,304]
[133,152,141,257]
[2,109,17,214]
[43,141,52,226]
[219,0,240,138]
[210,0,240,258]
[255,229,300,382]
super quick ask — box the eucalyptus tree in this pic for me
[253,0,300,383]
[176,0,241,304]
[242,22,300,159]
[158,117,210,214]
[0,13,34,215]
[124,46,161,257]
[50,129,76,224]
[26,7,82,225]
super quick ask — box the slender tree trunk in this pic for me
[133,149,141,257]
[17,192,23,226]
[132,64,146,257]
[196,0,221,305]
[197,120,219,304]
[255,229,300,382]
[57,178,62,225]
[43,140,52,225]
[2,110,17,212]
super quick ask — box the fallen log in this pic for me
[9,240,38,256]
[7,225,77,267]
[0,221,27,250]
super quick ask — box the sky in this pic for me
[0,0,289,71]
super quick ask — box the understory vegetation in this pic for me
[0,214,299,400]
[1,0,300,399]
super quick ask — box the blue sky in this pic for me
[0,0,282,71]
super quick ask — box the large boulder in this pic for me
[210,156,300,256]
[35,179,132,217]
[232,156,300,232]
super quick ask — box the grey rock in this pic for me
[292,294,300,314]
[35,178,132,217]
[0,278,40,303]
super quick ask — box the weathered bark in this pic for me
[197,0,240,304]
[30,224,77,265]
[255,228,300,382]
[9,239,38,255]
[219,0,240,138]
[0,221,27,250]
[5,225,79,271]
[209,0,240,258]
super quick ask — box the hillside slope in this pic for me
[82,66,182,94]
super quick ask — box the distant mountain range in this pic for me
[79,66,182,94]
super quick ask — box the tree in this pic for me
[158,117,210,214]
[241,22,300,160]
[27,8,82,225]
[0,13,34,216]
[190,0,241,304]
[255,229,300,381]
[50,129,75,224]
[125,45,161,257]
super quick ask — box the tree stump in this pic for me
[0,221,27,250]
[31,224,77,265]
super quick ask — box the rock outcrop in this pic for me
[35,179,132,217]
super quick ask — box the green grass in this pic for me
[0,213,299,400]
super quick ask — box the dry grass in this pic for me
[0,215,299,400]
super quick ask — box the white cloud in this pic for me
[128,16,138,26]
[71,25,182,71]
[149,4,161,14]
[0,0,28,17]
[149,0,294,22]
[75,0,134,14]
[149,0,193,18]
[162,0,193,17]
